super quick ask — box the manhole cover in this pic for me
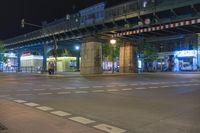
[0,123,7,131]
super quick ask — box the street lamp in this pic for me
[75,45,80,71]
[110,39,117,73]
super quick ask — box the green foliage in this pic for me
[142,44,158,63]
[102,43,119,61]
[0,42,7,63]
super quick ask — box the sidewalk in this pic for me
[0,99,103,133]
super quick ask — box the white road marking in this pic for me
[65,87,76,90]
[117,84,128,87]
[13,100,27,103]
[107,89,119,92]
[57,92,71,94]
[92,90,105,93]
[135,87,146,90]
[23,83,33,85]
[79,86,90,89]
[149,87,158,89]
[51,111,71,116]
[122,88,133,91]
[129,83,137,86]
[75,91,88,94]
[160,86,169,88]
[41,84,52,87]
[36,106,54,111]
[105,85,116,88]
[151,83,159,85]
[171,84,181,87]
[69,116,96,124]
[50,88,62,90]
[16,94,33,96]
[92,86,104,88]
[24,102,39,107]
[17,89,29,92]
[94,124,126,133]
[38,93,52,95]
[34,89,45,91]
[139,83,148,85]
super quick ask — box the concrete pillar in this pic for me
[80,37,102,75]
[197,33,200,68]
[119,42,136,73]
[42,44,48,72]
[17,52,21,72]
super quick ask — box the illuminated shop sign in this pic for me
[175,50,197,57]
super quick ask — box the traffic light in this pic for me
[21,19,25,28]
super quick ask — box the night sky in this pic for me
[0,0,128,40]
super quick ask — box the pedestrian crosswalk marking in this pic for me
[24,102,39,107]
[94,124,126,133]
[51,111,71,116]
[36,106,54,111]
[69,116,96,124]
[14,100,27,103]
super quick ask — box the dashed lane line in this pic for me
[107,89,119,92]
[135,87,146,90]
[34,89,46,91]
[51,111,71,117]
[149,87,158,89]
[75,91,89,94]
[13,99,27,103]
[57,92,71,94]
[79,87,90,89]
[117,84,128,87]
[69,116,96,125]
[36,106,54,111]
[12,99,127,132]
[92,86,104,88]
[160,86,169,88]
[94,123,126,133]
[122,88,133,91]
[41,84,52,87]
[105,85,116,88]
[17,89,29,92]
[16,94,33,96]
[23,83,33,85]
[129,84,138,86]
[38,93,53,95]
[24,102,39,107]
[64,87,77,90]
[49,88,62,90]
[92,90,105,93]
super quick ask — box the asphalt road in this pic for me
[0,72,200,133]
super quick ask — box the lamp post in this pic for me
[110,39,117,73]
[75,45,80,71]
[21,19,58,74]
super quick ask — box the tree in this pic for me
[142,44,158,72]
[102,43,119,61]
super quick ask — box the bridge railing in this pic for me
[4,0,198,46]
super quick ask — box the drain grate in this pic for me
[0,123,7,131]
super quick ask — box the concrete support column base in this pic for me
[119,42,136,73]
[80,38,102,75]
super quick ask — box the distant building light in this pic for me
[175,50,197,57]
